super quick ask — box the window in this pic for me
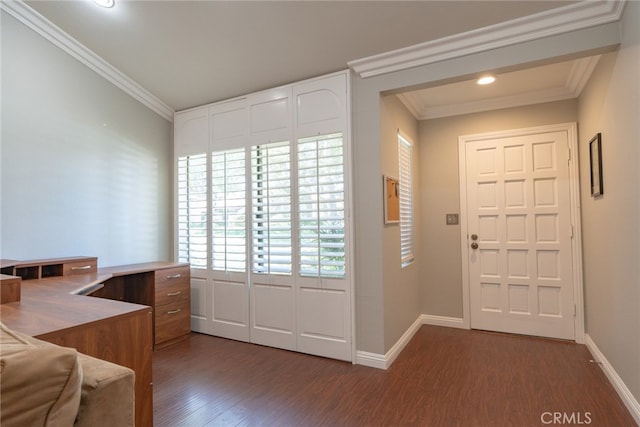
[179,136,349,278]
[298,133,346,278]
[177,153,208,269]
[211,148,246,272]
[251,141,292,275]
[398,133,414,266]
[176,87,350,282]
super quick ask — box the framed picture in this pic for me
[589,133,603,197]
[383,175,400,224]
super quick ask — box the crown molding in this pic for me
[397,55,602,120]
[395,92,423,120]
[1,0,174,122]
[349,0,625,78]
[403,88,576,121]
[566,55,601,96]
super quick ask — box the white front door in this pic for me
[460,125,577,340]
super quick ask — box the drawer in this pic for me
[63,259,98,275]
[155,267,189,306]
[155,266,189,287]
[155,300,190,344]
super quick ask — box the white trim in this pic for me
[1,0,174,122]
[459,141,472,331]
[355,314,467,370]
[355,314,423,370]
[394,93,423,120]
[566,55,602,96]
[458,123,585,342]
[384,315,423,368]
[345,72,357,365]
[399,87,575,121]
[396,56,602,120]
[421,314,467,330]
[585,334,640,425]
[566,123,586,344]
[348,0,624,78]
[354,350,387,370]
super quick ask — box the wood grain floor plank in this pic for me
[153,326,637,426]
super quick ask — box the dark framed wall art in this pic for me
[589,133,603,197]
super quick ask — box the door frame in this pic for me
[458,122,585,343]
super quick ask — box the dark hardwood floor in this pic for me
[153,326,636,426]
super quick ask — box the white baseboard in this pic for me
[354,350,387,370]
[421,314,466,329]
[384,315,424,368]
[355,314,468,370]
[355,314,424,370]
[585,334,640,425]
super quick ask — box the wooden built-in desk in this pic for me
[97,262,191,348]
[0,257,191,427]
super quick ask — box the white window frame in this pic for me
[177,153,209,269]
[251,141,293,276]
[211,148,247,273]
[398,132,415,267]
[297,133,347,279]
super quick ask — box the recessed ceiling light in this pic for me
[477,75,496,85]
[94,0,115,8]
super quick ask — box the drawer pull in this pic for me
[166,274,182,279]
[71,265,93,271]
[167,308,181,315]
[167,291,181,297]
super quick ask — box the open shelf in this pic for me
[15,266,40,280]
[41,263,64,278]
[0,257,97,280]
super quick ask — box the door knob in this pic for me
[471,242,479,250]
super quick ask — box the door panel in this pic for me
[211,279,250,341]
[464,130,575,340]
[297,285,351,361]
[189,275,209,332]
[250,280,295,351]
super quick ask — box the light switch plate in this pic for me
[446,213,459,225]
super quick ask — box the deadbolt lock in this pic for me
[471,234,478,241]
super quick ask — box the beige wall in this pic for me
[577,0,640,402]
[417,100,578,318]
[380,95,421,350]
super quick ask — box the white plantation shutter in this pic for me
[251,141,292,275]
[298,133,346,278]
[211,148,246,272]
[398,133,414,266]
[177,153,208,269]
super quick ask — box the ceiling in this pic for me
[23,0,587,115]
[396,55,600,120]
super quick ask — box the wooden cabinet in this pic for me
[154,265,190,347]
[0,274,21,304]
[97,262,191,349]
